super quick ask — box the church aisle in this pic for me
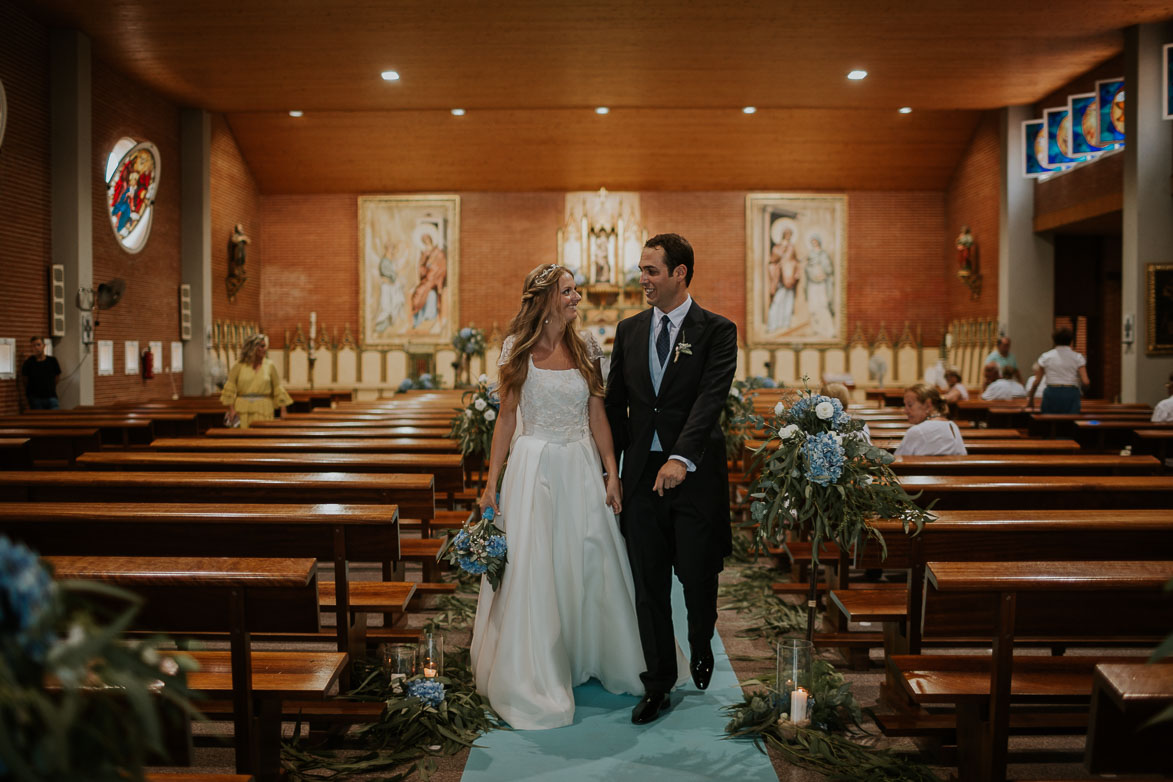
[460,579,778,781]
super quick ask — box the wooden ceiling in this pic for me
[20,0,1173,193]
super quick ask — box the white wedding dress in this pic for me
[470,333,674,730]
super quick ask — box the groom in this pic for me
[605,233,738,725]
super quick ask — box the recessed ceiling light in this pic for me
[595,106,610,115]
[288,110,303,118]
[898,106,912,114]
[381,70,400,81]
[451,108,466,116]
[743,106,757,114]
[847,69,868,81]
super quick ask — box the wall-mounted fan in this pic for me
[77,278,126,326]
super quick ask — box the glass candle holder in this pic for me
[418,631,444,678]
[381,643,417,683]
[776,638,813,721]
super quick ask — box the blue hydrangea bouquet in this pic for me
[436,505,507,591]
[745,387,934,639]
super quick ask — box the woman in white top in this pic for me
[1027,328,1089,414]
[895,383,967,456]
[1152,372,1173,422]
[941,367,969,405]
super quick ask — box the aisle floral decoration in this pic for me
[0,537,198,781]
[744,385,935,639]
[720,377,778,461]
[450,326,487,386]
[436,504,507,592]
[397,373,439,393]
[448,374,499,463]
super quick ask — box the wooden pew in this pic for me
[251,418,450,433]
[889,454,1162,475]
[871,438,1081,454]
[1134,429,1173,465]
[2,502,403,660]
[1029,412,1152,439]
[6,411,200,438]
[900,474,1173,510]
[1086,663,1173,775]
[889,560,1173,782]
[0,437,31,468]
[0,427,101,464]
[151,435,459,454]
[78,451,465,496]
[47,555,346,782]
[204,426,453,439]
[1,415,158,446]
[1074,419,1173,451]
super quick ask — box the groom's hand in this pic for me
[653,460,687,496]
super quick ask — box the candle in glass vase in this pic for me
[423,663,438,678]
[790,687,809,721]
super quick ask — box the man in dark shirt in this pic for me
[22,336,61,409]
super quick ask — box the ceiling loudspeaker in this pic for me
[50,265,66,337]
[179,284,192,341]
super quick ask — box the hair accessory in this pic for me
[533,264,561,286]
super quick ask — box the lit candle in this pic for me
[945,332,953,349]
[309,311,317,341]
[790,687,809,721]
[423,664,438,678]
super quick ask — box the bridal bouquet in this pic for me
[745,387,934,636]
[448,374,499,461]
[437,506,507,591]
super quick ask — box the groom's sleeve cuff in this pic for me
[669,455,696,472]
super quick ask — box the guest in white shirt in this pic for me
[1152,373,1173,422]
[1023,362,1047,398]
[895,383,967,456]
[1028,328,1089,414]
[820,382,872,444]
[981,365,1027,400]
[941,367,969,405]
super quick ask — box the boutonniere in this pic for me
[674,334,692,364]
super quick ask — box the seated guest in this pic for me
[1153,372,1173,422]
[896,383,967,456]
[981,365,1027,400]
[1027,327,1089,414]
[981,361,1000,390]
[984,337,1022,382]
[941,367,968,404]
[821,382,871,444]
[1023,361,1047,398]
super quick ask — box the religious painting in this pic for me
[1164,44,1172,120]
[1043,107,1081,168]
[1146,263,1173,355]
[359,195,460,347]
[104,139,160,254]
[1022,119,1056,178]
[746,194,847,346]
[1095,77,1125,147]
[558,190,645,287]
[1067,93,1107,158]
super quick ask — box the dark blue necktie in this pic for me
[656,314,671,367]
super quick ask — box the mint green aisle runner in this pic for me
[461,580,777,781]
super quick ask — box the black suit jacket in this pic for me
[605,301,738,556]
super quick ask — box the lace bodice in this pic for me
[499,333,602,444]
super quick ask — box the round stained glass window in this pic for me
[104,138,161,254]
[0,79,8,151]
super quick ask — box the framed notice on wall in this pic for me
[1147,263,1173,354]
[98,341,114,376]
[124,341,139,375]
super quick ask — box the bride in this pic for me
[470,263,675,730]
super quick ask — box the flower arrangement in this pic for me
[448,374,499,460]
[721,377,779,461]
[436,504,507,591]
[397,373,438,393]
[745,385,934,638]
[0,537,198,780]
[404,677,445,708]
[450,326,487,359]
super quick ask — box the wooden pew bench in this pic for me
[1073,419,1173,451]
[1134,429,1173,465]
[47,555,346,782]
[889,454,1162,475]
[0,437,31,468]
[900,474,1173,510]
[0,427,101,464]
[888,560,1173,782]
[1085,662,1173,776]
[204,426,454,439]
[1029,412,1153,439]
[153,435,458,454]
[872,438,1082,454]
[1,502,412,660]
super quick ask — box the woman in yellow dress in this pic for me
[220,334,294,428]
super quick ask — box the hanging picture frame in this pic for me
[104,138,161,254]
[1146,263,1173,355]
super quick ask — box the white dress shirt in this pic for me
[895,419,967,456]
[1153,396,1173,422]
[1038,346,1086,386]
[981,379,1027,400]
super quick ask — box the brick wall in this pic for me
[261,190,951,349]
[90,59,183,404]
[211,114,262,323]
[0,2,51,415]
[945,111,1000,322]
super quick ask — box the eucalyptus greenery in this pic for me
[0,538,199,781]
[447,376,499,461]
[720,377,778,461]
[283,649,501,781]
[744,385,935,638]
[718,564,808,641]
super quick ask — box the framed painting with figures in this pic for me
[1147,263,1173,355]
[359,195,460,347]
[745,194,847,346]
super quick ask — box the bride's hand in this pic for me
[605,474,623,515]
[479,487,499,518]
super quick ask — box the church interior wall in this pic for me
[945,111,1001,325]
[88,57,184,406]
[210,113,262,326]
[0,0,52,415]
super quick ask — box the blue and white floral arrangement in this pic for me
[437,504,508,592]
[448,374,499,460]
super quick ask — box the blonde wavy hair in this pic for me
[497,264,603,402]
[239,333,269,365]
[904,382,949,417]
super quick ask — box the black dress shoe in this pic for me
[631,691,670,724]
[690,650,715,690]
